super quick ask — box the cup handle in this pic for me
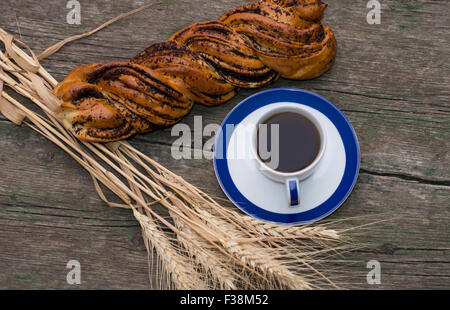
[286,179,300,207]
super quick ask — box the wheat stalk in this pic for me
[240,215,341,240]
[196,208,319,289]
[223,240,312,290]
[171,213,238,290]
[133,209,209,290]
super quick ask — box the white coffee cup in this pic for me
[250,104,327,207]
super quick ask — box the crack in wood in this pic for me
[311,88,409,102]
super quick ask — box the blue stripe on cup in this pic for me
[288,179,299,206]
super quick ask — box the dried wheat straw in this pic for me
[134,209,209,290]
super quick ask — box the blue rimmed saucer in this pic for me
[213,88,360,225]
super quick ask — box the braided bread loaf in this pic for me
[54,0,337,142]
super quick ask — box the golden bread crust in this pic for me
[54,0,337,142]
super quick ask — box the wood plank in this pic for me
[0,121,448,289]
[0,202,152,290]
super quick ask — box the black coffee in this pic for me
[257,112,321,173]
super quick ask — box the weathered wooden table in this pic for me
[0,0,448,289]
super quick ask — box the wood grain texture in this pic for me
[0,0,448,289]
